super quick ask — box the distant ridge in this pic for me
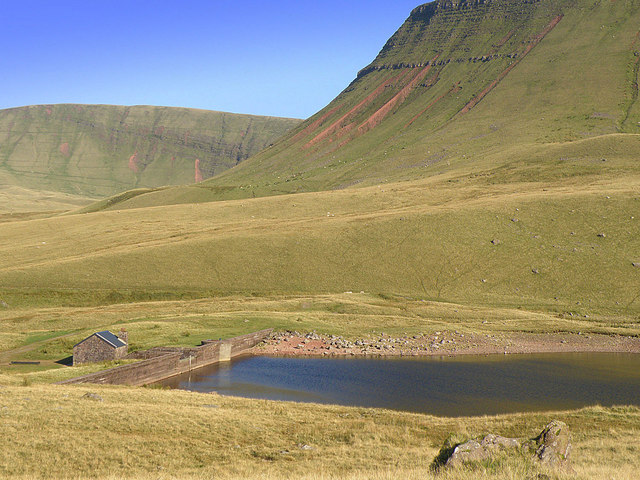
[0,104,300,197]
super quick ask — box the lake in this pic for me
[154,353,640,416]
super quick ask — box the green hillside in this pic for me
[94,0,640,209]
[0,104,300,198]
[1,167,638,323]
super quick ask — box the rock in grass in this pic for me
[531,420,572,468]
[445,439,485,466]
[82,392,103,402]
[445,434,520,467]
[0,300,8,309]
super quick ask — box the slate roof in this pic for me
[74,330,127,349]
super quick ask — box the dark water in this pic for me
[155,353,640,416]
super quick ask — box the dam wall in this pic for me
[59,329,272,386]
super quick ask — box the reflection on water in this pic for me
[154,353,640,416]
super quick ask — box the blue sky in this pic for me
[1,0,424,119]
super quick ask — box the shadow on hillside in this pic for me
[56,356,73,366]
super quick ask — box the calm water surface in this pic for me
[155,353,640,416]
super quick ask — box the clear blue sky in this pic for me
[1,0,424,119]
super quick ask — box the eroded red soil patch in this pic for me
[405,83,460,128]
[358,56,439,134]
[195,158,203,183]
[461,15,563,115]
[493,30,515,51]
[128,152,139,173]
[59,142,70,157]
[305,70,408,148]
[291,104,343,143]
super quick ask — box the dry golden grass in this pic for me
[0,184,92,216]
[0,384,638,479]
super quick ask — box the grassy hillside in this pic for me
[93,0,640,209]
[0,184,92,219]
[0,104,300,198]
[1,162,638,323]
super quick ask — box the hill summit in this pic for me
[98,0,639,209]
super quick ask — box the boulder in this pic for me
[445,434,520,467]
[445,440,485,466]
[482,433,520,450]
[531,420,572,468]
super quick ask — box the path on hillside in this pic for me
[0,332,77,365]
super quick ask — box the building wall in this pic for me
[73,336,113,365]
[73,335,128,366]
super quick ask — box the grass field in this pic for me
[0,184,92,220]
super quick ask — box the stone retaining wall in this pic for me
[59,353,182,386]
[59,329,272,387]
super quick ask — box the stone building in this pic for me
[73,330,128,366]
